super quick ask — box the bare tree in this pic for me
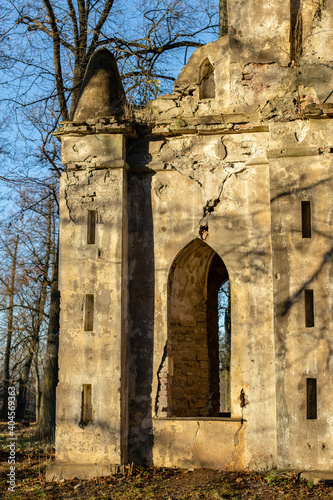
[0,235,19,420]
[38,237,59,438]
[0,184,57,423]
[15,193,55,421]
[0,0,218,436]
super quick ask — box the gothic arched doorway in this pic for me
[167,239,230,417]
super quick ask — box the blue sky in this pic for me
[0,0,219,220]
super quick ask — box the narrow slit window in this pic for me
[84,294,94,331]
[306,378,317,419]
[219,0,228,37]
[290,0,302,64]
[200,59,215,99]
[301,201,311,238]
[305,289,314,327]
[87,210,96,244]
[82,384,92,423]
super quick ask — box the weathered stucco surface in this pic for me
[47,0,333,481]
[152,419,245,469]
[270,120,333,469]
[51,143,129,471]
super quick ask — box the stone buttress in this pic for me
[47,49,133,479]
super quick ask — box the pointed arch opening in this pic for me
[166,239,230,417]
[199,59,215,99]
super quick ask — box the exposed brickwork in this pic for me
[166,240,228,417]
[169,322,210,417]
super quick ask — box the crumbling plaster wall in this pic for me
[128,121,333,471]
[161,0,333,122]
[51,0,333,477]
[228,0,291,66]
[300,1,333,102]
[152,419,246,470]
[270,119,333,470]
[56,134,129,467]
[228,0,333,108]
[127,125,277,469]
[127,1,333,463]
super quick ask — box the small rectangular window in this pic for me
[87,210,96,244]
[305,289,314,327]
[301,201,311,238]
[307,378,317,419]
[82,384,92,423]
[84,294,94,331]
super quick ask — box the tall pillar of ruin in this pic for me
[47,49,132,479]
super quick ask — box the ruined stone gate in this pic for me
[47,0,333,480]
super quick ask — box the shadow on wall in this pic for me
[270,172,333,317]
[127,169,155,465]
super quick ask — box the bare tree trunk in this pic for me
[16,351,33,420]
[219,0,228,37]
[34,358,40,423]
[1,235,19,420]
[16,196,53,421]
[38,236,60,439]
[33,197,53,422]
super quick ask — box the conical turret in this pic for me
[73,48,126,122]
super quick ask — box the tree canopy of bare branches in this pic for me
[0,0,218,435]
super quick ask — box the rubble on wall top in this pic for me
[54,117,136,138]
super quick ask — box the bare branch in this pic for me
[42,0,69,120]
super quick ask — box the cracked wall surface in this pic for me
[50,0,333,479]
[55,141,129,468]
[270,120,333,470]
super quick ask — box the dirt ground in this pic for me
[1,424,333,499]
